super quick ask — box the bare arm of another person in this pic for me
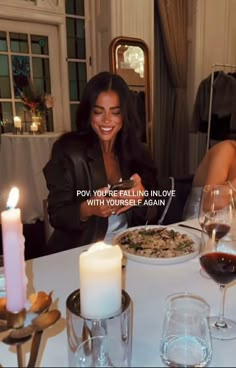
[193,141,236,187]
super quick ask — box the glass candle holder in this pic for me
[66,289,132,367]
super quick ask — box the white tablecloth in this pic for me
[0,219,236,367]
[0,132,61,223]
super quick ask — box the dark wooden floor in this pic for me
[0,220,47,260]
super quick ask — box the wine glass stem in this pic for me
[215,284,227,328]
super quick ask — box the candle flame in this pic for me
[6,187,19,209]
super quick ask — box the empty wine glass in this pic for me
[199,184,236,339]
[199,184,233,240]
[160,293,212,367]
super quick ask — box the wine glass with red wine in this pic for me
[198,184,232,279]
[199,184,236,339]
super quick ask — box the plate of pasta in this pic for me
[112,225,200,265]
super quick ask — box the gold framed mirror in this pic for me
[109,36,152,154]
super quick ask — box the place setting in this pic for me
[64,223,204,367]
[105,183,236,366]
[2,184,236,367]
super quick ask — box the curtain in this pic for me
[154,0,189,177]
[153,3,174,178]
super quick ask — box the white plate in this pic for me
[112,225,200,265]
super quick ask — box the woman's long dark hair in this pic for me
[76,71,158,187]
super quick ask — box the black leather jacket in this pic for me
[43,132,158,254]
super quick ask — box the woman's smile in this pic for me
[99,126,114,134]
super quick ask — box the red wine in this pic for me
[205,223,230,241]
[200,252,236,284]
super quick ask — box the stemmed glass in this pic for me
[198,184,233,279]
[199,184,233,236]
[199,184,236,339]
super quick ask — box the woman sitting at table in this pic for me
[183,139,236,219]
[43,71,159,254]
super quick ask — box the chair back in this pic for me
[158,175,194,225]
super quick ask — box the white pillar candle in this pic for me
[79,241,123,319]
[13,116,22,129]
[30,122,38,132]
[1,187,27,312]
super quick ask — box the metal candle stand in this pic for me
[0,291,61,368]
[66,289,133,367]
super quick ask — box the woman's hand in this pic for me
[80,174,145,220]
[115,173,145,215]
[80,187,118,220]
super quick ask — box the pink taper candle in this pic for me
[1,187,27,312]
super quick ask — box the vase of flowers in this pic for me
[20,78,54,133]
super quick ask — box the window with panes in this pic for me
[66,0,87,131]
[0,31,53,132]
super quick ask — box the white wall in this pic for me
[88,0,112,74]
[90,0,154,74]
[110,0,154,153]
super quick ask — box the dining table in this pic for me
[0,218,236,367]
[0,132,62,224]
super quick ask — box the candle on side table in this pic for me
[79,241,123,319]
[1,187,27,313]
[30,122,38,133]
[13,116,22,129]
